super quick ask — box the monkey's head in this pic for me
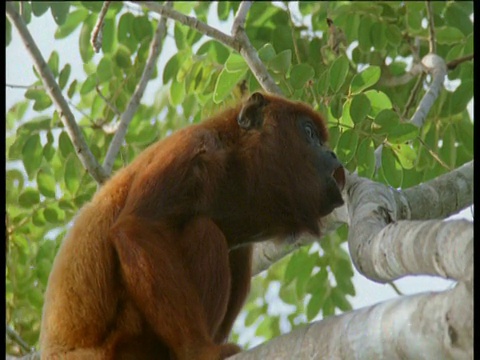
[237,92,345,235]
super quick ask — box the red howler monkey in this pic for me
[40,92,345,360]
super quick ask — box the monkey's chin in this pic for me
[332,166,346,192]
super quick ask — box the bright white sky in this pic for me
[6,4,473,346]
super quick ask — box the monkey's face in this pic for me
[237,92,345,228]
[297,116,345,216]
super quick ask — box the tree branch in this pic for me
[231,282,472,359]
[102,2,171,174]
[6,2,108,184]
[346,161,473,284]
[410,54,447,127]
[138,1,241,51]
[232,2,282,94]
[90,0,111,53]
[425,0,436,54]
[446,54,474,70]
[6,324,33,354]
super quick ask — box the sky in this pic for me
[6,3,473,347]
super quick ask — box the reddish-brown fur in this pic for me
[40,93,344,360]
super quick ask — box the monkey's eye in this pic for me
[304,122,322,146]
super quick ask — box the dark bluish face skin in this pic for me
[298,115,345,201]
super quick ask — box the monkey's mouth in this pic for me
[332,166,345,192]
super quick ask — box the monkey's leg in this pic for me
[110,215,240,360]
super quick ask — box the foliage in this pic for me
[6,1,473,355]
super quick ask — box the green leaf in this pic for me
[406,3,423,31]
[381,147,403,188]
[278,281,298,305]
[59,131,75,158]
[224,53,248,72]
[31,2,50,16]
[364,90,392,117]
[18,188,40,208]
[113,45,132,69]
[244,306,264,327]
[50,2,70,25]
[58,64,71,90]
[54,8,89,39]
[290,63,315,90]
[97,56,114,82]
[80,74,97,95]
[357,138,375,178]
[101,17,115,54]
[47,51,60,77]
[79,16,94,63]
[330,94,343,120]
[6,18,12,47]
[331,287,352,312]
[44,205,64,224]
[450,80,473,115]
[25,89,53,112]
[32,210,46,227]
[340,99,354,127]
[22,134,43,178]
[435,26,465,45]
[350,66,381,94]
[329,56,349,92]
[371,22,387,50]
[80,1,104,12]
[163,52,181,84]
[43,142,55,162]
[268,50,292,74]
[385,24,402,46]
[213,69,245,103]
[284,249,315,285]
[392,144,417,169]
[169,80,186,106]
[357,15,372,52]
[373,109,400,134]
[307,288,329,321]
[306,268,328,294]
[64,155,80,194]
[387,123,419,144]
[118,13,137,53]
[350,94,371,123]
[67,79,78,98]
[337,129,359,164]
[132,15,153,43]
[258,43,276,63]
[37,170,56,198]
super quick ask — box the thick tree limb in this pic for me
[231,282,472,359]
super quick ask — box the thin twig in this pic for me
[231,1,251,34]
[6,324,33,353]
[416,136,451,170]
[402,73,425,119]
[103,2,171,174]
[446,54,474,70]
[286,4,302,64]
[95,85,121,116]
[6,83,44,90]
[387,282,404,296]
[232,1,282,95]
[425,0,436,54]
[138,1,240,51]
[91,1,111,53]
[6,2,108,184]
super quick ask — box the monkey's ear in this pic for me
[237,92,268,130]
